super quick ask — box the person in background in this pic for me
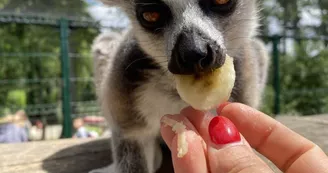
[0,113,28,143]
[28,120,44,141]
[14,110,32,134]
[73,117,89,138]
[88,131,99,138]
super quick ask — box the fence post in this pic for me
[59,18,72,138]
[272,35,281,115]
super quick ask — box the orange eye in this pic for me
[143,12,160,22]
[215,0,230,5]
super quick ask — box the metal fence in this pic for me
[1,14,328,139]
[261,35,328,116]
[0,14,109,138]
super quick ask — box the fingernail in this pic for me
[208,116,241,145]
[160,114,172,126]
[217,102,231,115]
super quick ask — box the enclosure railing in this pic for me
[1,13,327,139]
[263,35,328,116]
[0,13,110,138]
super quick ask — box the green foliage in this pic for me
[0,24,61,113]
[6,89,26,107]
[70,28,99,102]
[0,0,9,9]
[261,40,328,116]
[260,0,328,37]
[260,86,275,116]
[258,0,328,115]
[280,47,328,115]
[0,0,99,120]
[0,0,89,18]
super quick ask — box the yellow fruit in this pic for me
[174,55,235,111]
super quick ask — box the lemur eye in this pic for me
[214,0,230,5]
[142,12,160,23]
[136,2,172,33]
[211,0,236,15]
[200,0,237,16]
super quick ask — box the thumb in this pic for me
[207,116,273,173]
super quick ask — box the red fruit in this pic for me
[208,116,241,145]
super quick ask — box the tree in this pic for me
[0,0,88,18]
[0,0,99,122]
[258,0,328,116]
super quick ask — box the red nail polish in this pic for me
[217,102,231,115]
[208,116,241,145]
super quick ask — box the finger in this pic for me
[219,103,328,172]
[181,108,273,173]
[171,130,209,173]
[287,145,328,173]
[180,107,214,144]
[217,102,232,114]
[207,138,274,173]
[160,114,208,173]
[181,106,257,151]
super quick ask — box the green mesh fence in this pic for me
[0,15,105,138]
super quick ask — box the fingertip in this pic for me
[218,103,257,124]
[216,102,232,115]
[160,114,208,173]
[171,130,208,173]
[160,114,199,152]
[160,114,177,150]
[160,114,173,125]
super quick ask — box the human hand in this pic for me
[160,103,328,173]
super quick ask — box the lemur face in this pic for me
[102,0,259,75]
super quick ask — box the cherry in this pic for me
[208,116,241,145]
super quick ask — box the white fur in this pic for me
[134,74,187,137]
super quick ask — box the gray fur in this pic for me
[92,0,270,172]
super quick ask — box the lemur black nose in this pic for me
[169,29,225,75]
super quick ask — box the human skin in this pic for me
[160,103,328,173]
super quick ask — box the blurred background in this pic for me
[0,0,327,143]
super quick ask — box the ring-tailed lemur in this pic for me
[92,0,270,172]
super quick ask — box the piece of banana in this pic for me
[174,54,236,111]
[161,116,188,158]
